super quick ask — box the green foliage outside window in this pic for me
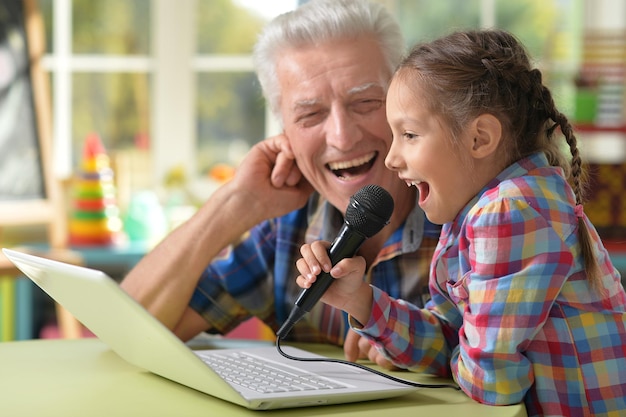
[37,0,582,180]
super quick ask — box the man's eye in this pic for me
[353,99,383,113]
[298,112,315,120]
[296,111,325,127]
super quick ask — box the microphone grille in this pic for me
[345,184,394,238]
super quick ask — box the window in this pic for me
[40,0,297,210]
[194,0,270,180]
[40,0,583,212]
[39,0,153,206]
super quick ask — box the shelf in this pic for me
[574,124,626,134]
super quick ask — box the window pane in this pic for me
[39,0,53,53]
[72,0,150,55]
[196,72,264,175]
[72,73,150,163]
[496,0,580,59]
[496,0,582,116]
[196,0,266,54]
[380,0,481,45]
[380,0,581,117]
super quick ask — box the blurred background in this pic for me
[2,0,625,341]
[0,0,621,246]
[36,0,620,203]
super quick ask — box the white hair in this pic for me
[253,0,405,121]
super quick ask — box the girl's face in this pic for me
[384,76,483,225]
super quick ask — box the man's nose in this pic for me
[325,108,361,150]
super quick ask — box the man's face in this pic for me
[276,36,405,213]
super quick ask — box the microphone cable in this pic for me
[275,337,460,391]
[276,184,458,391]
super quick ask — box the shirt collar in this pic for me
[304,192,430,255]
[445,152,553,236]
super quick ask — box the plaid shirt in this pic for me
[357,153,626,416]
[189,192,439,345]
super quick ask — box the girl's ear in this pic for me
[468,114,502,159]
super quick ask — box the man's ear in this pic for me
[467,114,502,159]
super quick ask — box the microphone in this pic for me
[276,184,394,339]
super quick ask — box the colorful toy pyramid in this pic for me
[68,133,123,246]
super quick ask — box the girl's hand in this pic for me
[295,241,374,324]
[344,329,401,370]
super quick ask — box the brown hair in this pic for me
[395,29,600,285]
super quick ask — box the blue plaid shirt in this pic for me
[189,192,440,344]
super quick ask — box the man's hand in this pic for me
[344,329,400,370]
[230,133,314,222]
[265,134,303,189]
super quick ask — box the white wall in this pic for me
[584,0,626,30]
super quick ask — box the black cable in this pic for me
[275,338,460,390]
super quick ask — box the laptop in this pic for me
[2,248,418,410]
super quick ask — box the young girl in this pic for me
[295,29,626,416]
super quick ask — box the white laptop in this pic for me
[2,248,418,410]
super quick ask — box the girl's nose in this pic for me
[385,139,403,171]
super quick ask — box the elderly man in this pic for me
[121,0,439,367]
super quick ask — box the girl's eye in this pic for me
[403,132,418,140]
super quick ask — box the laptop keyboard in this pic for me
[198,351,347,394]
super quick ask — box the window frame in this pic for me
[43,0,604,188]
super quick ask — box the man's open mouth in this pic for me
[327,151,377,180]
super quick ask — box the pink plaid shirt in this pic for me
[356,153,626,417]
